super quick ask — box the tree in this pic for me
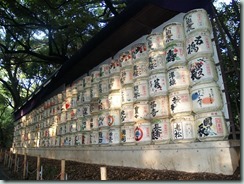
[211,0,240,138]
[0,0,127,110]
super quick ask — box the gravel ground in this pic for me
[2,155,241,181]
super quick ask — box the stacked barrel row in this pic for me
[12,8,229,149]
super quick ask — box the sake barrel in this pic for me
[108,92,121,109]
[69,121,77,133]
[171,115,196,143]
[119,50,133,68]
[131,42,148,61]
[149,96,170,119]
[151,118,171,144]
[82,104,91,117]
[183,8,211,36]
[82,132,90,145]
[90,114,99,130]
[134,101,150,121]
[133,79,149,101]
[109,58,121,75]
[109,127,121,145]
[91,83,99,99]
[148,50,166,74]
[98,127,109,145]
[162,22,185,46]
[169,89,192,116]
[90,101,99,114]
[108,109,121,127]
[82,87,91,103]
[121,123,135,145]
[121,103,134,124]
[81,117,91,131]
[195,111,229,141]
[98,95,110,111]
[120,67,133,86]
[82,76,92,89]
[109,75,121,91]
[98,110,109,128]
[75,133,82,145]
[146,33,164,52]
[90,130,99,145]
[134,121,151,144]
[76,119,82,132]
[188,56,218,86]
[167,66,190,92]
[165,42,186,69]
[90,70,100,84]
[190,82,223,113]
[99,63,110,79]
[133,59,149,80]
[148,72,168,97]
[185,30,213,60]
[76,106,83,118]
[99,78,109,95]
[121,85,134,104]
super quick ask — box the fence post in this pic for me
[36,155,40,180]
[23,152,27,179]
[14,151,18,172]
[100,166,107,180]
[60,159,65,180]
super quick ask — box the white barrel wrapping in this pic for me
[148,72,168,97]
[131,43,148,61]
[183,8,211,36]
[120,67,133,86]
[109,127,121,144]
[109,58,121,75]
[162,22,185,46]
[195,111,229,141]
[90,70,100,84]
[169,89,192,116]
[134,101,150,121]
[151,118,171,143]
[165,42,186,69]
[121,123,135,145]
[185,30,213,60]
[99,64,110,79]
[149,96,170,118]
[167,66,190,92]
[98,127,109,144]
[188,56,218,86]
[146,33,164,52]
[171,115,196,142]
[134,121,151,144]
[190,82,223,113]
[119,50,133,68]
[108,109,121,127]
[121,85,134,104]
[121,103,134,124]
[109,75,121,91]
[148,50,166,74]
[133,79,149,101]
[108,92,121,109]
[82,76,92,89]
[133,59,149,79]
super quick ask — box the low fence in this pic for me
[1,150,107,180]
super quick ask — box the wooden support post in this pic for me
[100,166,107,180]
[4,151,7,166]
[23,153,27,179]
[60,159,65,180]
[14,151,18,172]
[36,155,41,180]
